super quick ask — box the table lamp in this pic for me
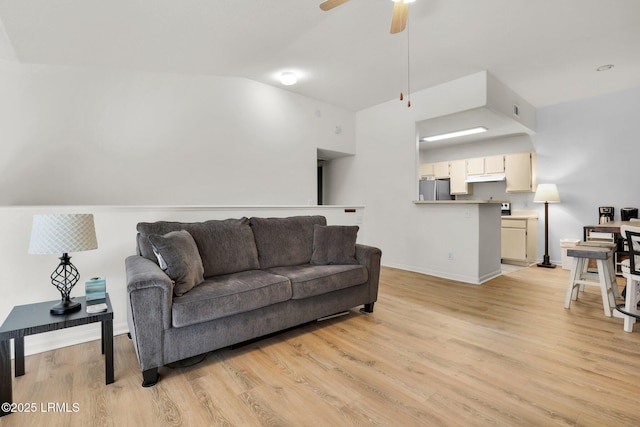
[534,184,560,268]
[28,214,98,314]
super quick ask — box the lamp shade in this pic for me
[29,214,98,254]
[533,184,560,203]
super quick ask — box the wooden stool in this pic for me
[564,244,617,316]
[575,241,620,298]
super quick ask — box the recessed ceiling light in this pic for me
[280,71,298,86]
[596,64,614,72]
[421,127,488,142]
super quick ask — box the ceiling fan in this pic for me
[320,0,416,34]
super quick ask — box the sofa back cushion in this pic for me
[137,217,260,277]
[250,215,327,269]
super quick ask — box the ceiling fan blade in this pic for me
[320,0,351,11]
[390,1,409,34]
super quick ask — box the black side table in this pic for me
[0,294,114,417]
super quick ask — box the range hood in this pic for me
[465,173,506,183]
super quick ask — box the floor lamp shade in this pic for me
[534,184,560,203]
[29,214,98,314]
[534,184,560,268]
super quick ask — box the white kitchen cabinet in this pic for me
[450,159,472,195]
[433,161,450,179]
[505,152,536,192]
[485,155,505,173]
[501,217,538,266]
[466,157,485,175]
[466,155,504,175]
[419,162,449,178]
[419,163,434,178]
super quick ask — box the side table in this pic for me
[0,294,114,417]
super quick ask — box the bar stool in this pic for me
[574,241,619,298]
[617,225,640,332]
[564,243,617,316]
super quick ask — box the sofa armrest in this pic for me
[125,255,173,371]
[355,244,382,304]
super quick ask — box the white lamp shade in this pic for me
[533,184,560,203]
[29,214,98,254]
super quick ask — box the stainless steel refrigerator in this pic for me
[419,179,453,200]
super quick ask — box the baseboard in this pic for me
[383,262,496,285]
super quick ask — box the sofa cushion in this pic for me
[311,225,359,265]
[268,264,368,300]
[250,216,327,269]
[171,270,292,328]
[148,230,205,296]
[137,218,260,277]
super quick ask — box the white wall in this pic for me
[327,72,640,273]
[0,59,360,356]
[534,86,640,263]
[325,72,498,276]
[0,60,355,205]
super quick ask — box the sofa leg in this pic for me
[360,302,375,313]
[142,368,159,387]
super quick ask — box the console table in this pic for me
[0,294,114,417]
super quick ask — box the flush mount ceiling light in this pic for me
[280,71,298,86]
[596,64,614,72]
[421,126,488,142]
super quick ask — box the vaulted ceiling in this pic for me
[0,0,639,111]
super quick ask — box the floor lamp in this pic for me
[534,184,560,268]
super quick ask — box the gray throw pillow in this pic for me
[310,225,359,265]
[148,230,205,296]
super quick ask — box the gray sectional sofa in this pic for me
[125,215,382,386]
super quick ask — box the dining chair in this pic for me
[618,224,640,332]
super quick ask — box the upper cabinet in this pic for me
[485,155,505,173]
[419,151,535,193]
[466,155,504,175]
[419,163,434,178]
[466,157,485,175]
[450,160,472,195]
[433,161,450,178]
[420,161,450,179]
[505,152,536,193]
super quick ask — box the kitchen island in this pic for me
[411,200,505,284]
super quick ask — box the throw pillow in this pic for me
[148,230,205,296]
[310,225,359,265]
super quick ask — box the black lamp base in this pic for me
[537,262,556,269]
[50,299,81,315]
[537,255,556,269]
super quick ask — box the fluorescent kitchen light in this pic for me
[421,126,488,142]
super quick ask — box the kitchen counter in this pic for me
[409,200,503,284]
[413,200,509,204]
[501,210,539,219]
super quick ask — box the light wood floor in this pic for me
[4,266,640,426]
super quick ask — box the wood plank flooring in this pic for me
[3,266,640,426]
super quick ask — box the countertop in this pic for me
[413,200,509,204]
[501,210,538,219]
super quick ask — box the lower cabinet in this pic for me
[501,217,538,266]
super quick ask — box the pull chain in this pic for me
[399,12,411,107]
[406,15,411,108]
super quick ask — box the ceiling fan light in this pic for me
[280,71,298,86]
